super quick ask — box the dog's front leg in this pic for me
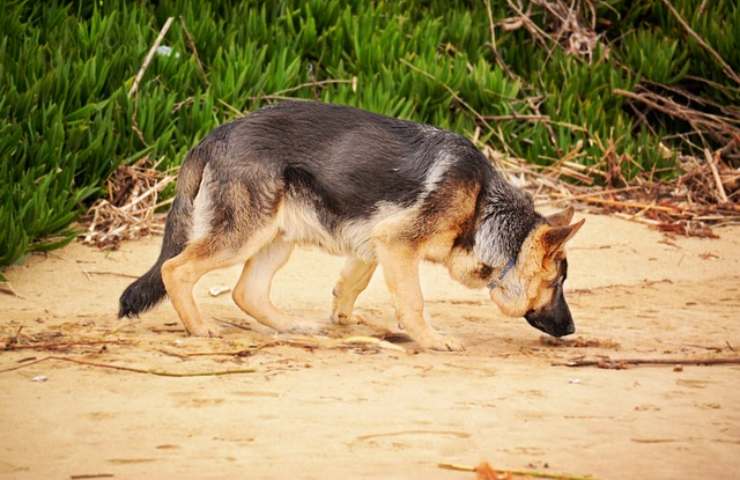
[374,240,464,352]
[331,257,377,325]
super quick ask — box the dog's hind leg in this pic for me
[161,226,278,337]
[330,257,376,325]
[232,238,318,333]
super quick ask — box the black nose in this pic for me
[525,313,575,337]
[560,321,575,336]
[524,290,575,337]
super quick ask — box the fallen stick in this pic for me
[704,148,729,203]
[338,335,406,353]
[578,196,683,213]
[128,17,175,98]
[438,462,595,480]
[0,356,255,377]
[82,270,139,279]
[4,340,130,351]
[0,280,22,298]
[69,474,114,480]
[553,356,740,368]
[282,334,408,353]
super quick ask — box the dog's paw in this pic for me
[417,333,465,352]
[188,323,223,338]
[330,311,364,326]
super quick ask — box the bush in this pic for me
[1,0,737,268]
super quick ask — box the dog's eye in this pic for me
[477,264,493,279]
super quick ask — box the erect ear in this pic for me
[545,207,575,227]
[540,218,585,256]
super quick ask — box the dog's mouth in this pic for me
[524,311,575,337]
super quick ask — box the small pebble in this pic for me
[568,378,581,384]
[673,365,683,372]
[31,375,48,383]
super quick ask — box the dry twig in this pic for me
[128,17,175,98]
[80,157,175,249]
[658,0,739,85]
[179,16,209,86]
[438,462,596,480]
[0,355,256,377]
[553,356,740,369]
[3,339,130,352]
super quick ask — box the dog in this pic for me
[119,101,584,351]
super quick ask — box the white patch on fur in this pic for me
[276,200,334,250]
[190,165,214,241]
[276,199,408,261]
[422,150,455,196]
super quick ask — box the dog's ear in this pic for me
[540,218,585,256]
[545,207,574,227]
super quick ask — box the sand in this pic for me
[1,213,739,479]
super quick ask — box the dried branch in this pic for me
[553,356,740,369]
[484,0,516,78]
[179,16,209,87]
[658,0,740,85]
[613,88,740,147]
[3,339,130,351]
[0,355,256,377]
[438,462,596,480]
[80,157,175,250]
[128,17,175,98]
[705,148,729,202]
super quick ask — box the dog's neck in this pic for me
[471,178,543,269]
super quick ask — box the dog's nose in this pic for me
[557,322,575,337]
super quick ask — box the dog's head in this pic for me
[488,207,584,337]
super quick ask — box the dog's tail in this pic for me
[118,149,208,318]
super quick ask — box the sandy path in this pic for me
[1,213,739,479]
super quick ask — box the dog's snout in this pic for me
[524,289,575,337]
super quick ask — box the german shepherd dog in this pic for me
[119,101,584,351]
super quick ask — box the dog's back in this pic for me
[230,101,488,213]
[205,102,495,257]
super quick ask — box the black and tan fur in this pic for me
[119,101,584,351]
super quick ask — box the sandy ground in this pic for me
[1,213,739,480]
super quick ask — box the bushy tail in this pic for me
[118,151,208,318]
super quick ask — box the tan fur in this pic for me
[231,238,318,333]
[373,238,463,351]
[331,257,377,325]
[161,224,278,336]
[365,186,479,351]
[489,218,584,317]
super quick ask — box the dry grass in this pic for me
[79,157,175,250]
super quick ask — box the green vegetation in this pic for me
[2,0,738,268]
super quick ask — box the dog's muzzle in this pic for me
[524,288,575,337]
